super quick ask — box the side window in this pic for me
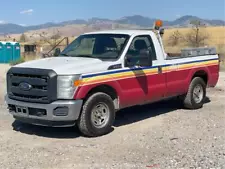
[126,35,157,61]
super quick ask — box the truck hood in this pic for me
[15,57,113,75]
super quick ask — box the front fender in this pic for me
[74,74,123,102]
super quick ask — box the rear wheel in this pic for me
[183,77,206,109]
[77,92,115,137]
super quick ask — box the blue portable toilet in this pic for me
[0,42,4,63]
[0,41,21,63]
[0,41,6,63]
[11,42,21,61]
[5,42,13,63]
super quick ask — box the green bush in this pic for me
[10,58,25,66]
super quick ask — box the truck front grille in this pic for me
[7,67,57,103]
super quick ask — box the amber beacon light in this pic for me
[154,20,163,30]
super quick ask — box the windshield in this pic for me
[60,33,130,60]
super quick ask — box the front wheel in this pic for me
[183,77,206,109]
[77,92,115,137]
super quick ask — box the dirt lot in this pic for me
[0,65,225,169]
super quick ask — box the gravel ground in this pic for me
[0,65,224,169]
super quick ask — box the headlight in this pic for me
[57,75,82,99]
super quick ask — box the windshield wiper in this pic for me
[74,54,94,58]
[60,53,69,56]
[60,54,98,59]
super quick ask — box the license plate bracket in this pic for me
[15,106,29,116]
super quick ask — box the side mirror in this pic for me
[159,28,164,37]
[125,50,152,67]
[125,55,136,67]
[139,49,152,67]
[54,48,61,56]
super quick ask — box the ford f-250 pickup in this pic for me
[5,21,219,137]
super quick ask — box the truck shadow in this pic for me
[12,121,81,139]
[133,69,148,94]
[11,96,211,139]
[114,98,181,127]
[114,96,211,127]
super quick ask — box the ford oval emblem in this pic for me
[19,82,32,91]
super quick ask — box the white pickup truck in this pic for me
[5,22,219,137]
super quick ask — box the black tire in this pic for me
[183,77,206,109]
[77,92,115,137]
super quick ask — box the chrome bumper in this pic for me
[5,95,83,127]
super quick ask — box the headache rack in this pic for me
[181,47,217,57]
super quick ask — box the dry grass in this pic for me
[163,26,225,71]
[163,26,225,54]
[1,26,224,53]
[1,25,224,62]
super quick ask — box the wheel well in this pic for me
[192,70,208,84]
[85,85,119,109]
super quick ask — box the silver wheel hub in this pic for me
[91,103,109,128]
[193,84,204,104]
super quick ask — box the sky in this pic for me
[0,0,224,26]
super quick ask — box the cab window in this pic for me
[125,35,157,66]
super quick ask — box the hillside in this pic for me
[0,15,224,35]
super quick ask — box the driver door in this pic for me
[119,35,150,107]
[120,35,166,107]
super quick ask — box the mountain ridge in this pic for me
[0,15,224,35]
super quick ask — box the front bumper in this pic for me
[5,95,83,127]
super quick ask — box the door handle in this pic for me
[158,66,162,74]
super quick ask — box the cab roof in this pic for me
[83,29,155,36]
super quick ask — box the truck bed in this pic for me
[166,55,209,60]
[165,47,217,60]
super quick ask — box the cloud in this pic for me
[19,24,27,27]
[176,14,181,18]
[20,9,33,14]
[0,20,6,24]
